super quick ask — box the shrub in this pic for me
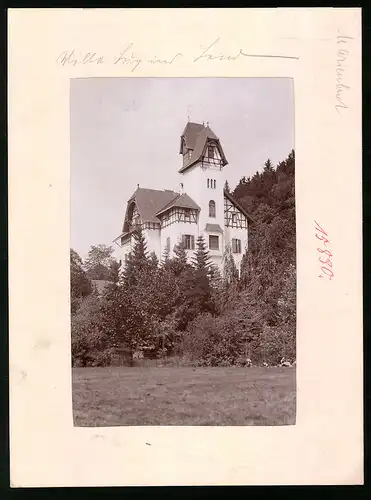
[71,295,115,367]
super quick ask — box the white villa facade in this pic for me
[114,122,253,273]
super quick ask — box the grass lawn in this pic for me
[72,366,296,426]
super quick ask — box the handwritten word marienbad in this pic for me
[56,38,299,72]
[314,220,334,281]
[335,29,354,115]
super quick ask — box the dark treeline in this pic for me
[71,150,296,368]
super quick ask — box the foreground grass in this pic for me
[72,366,296,426]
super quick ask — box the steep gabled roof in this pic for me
[123,188,178,230]
[179,122,228,173]
[224,190,256,224]
[179,122,205,153]
[155,193,200,217]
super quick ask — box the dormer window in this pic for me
[208,146,215,158]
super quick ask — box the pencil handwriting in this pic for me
[335,29,354,115]
[55,37,299,73]
[193,38,299,63]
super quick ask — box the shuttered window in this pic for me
[182,234,195,250]
[232,238,241,254]
[209,235,219,250]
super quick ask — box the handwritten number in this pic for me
[317,248,332,258]
[315,233,330,245]
[319,256,332,267]
[315,221,334,280]
[321,267,334,278]
[314,220,327,236]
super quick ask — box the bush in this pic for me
[181,313,257,367]
[71,295,115,367]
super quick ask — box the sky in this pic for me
[70,77,294,259]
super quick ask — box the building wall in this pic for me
[143,227,161,258]
[180,159,226,267]
[119,144,250,274]
[224,225,249,271]
[160,221,199,262]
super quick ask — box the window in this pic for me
[208,146,214,158]
[182,234,195,250]
[232,214,237,225]
[207,178,210,188]
[184,208,191,221]
[213,179,216,189]
[209,200,216,218]
[232,238,242,254]
[209,235,219,250]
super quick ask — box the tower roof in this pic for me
[179,121,228,173]
[179,122,206,152]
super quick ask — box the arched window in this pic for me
[209,200,216,218]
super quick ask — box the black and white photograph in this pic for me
[70,77,296,426]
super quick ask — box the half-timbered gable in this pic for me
[155,193,200,228]
[224,193,249,229]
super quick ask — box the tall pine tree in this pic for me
[123,225,149,286]
[192,236,213,271]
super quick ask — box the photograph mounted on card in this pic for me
[70,77,296,427]
[8,8,362,487]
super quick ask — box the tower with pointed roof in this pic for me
[115,121,252,274]
[178,122,229,269]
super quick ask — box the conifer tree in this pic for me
[222,246,239,284]
[149,251,159,270]
[123,225,149,286]
[239,250,250,289]
[172,242,190,276]
[192,236,213,271]
[161,245,170,265]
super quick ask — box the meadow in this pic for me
[72,366,296,426]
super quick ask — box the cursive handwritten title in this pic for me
[56,38,299,72]
[314,220,334,280]
[335,29,353,115]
